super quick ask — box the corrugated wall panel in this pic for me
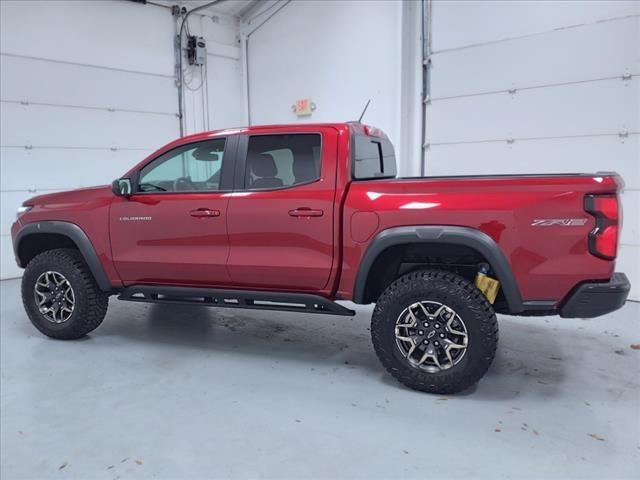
[431,16,639,100]
[0,55,178,114]
[1,103,177,149]
[428,80,638,144]
[0,1,175,76]
[0,149,151,192]
[431,0,638,52]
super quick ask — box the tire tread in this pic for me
[22,248,108,339]
[371,269,498,394]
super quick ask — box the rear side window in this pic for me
[245,134,321,190]
[352,134,397,180]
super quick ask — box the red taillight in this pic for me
[585,194,620,260]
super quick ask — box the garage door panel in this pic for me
[428,80,638,144]
[431,16,639,99]
[1,102,177,148]
[431,0,639,52]
[1,55,178,114]
[0,1,174,76]
[1,148,150,192]
[427,135,639,189]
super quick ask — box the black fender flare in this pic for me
[13,221,113,292]
[352,225,524,313]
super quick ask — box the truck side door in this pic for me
[226,128,338,291]
[110,136,236,285]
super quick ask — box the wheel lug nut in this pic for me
[418,330,424,335]
[423,322,429,327]
[423,340,428,344]
[434,341,439,346]
[435,324,440,329]
[440,333,445,338]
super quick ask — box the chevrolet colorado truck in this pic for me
[11,122,631,394]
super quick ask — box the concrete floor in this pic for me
[1,278,639,479]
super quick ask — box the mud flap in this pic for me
[475,272,500,304]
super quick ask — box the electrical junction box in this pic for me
[187,36,206,66]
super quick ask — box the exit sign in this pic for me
[293,98,315,116]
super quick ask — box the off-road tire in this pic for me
[371,269,498,394]
[22,248,109,339]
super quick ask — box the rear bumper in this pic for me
[560,273,631,318]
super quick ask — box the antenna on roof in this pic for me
[357,99,371,123]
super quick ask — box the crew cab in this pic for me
[11,122,631,393]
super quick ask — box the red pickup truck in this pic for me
[11,122,630,393]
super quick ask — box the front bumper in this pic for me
[560,272,631,318]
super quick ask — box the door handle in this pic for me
[189,208,220,218]
[288,207,324,217]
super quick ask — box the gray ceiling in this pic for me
[153,0,263,19]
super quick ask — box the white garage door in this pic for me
[0,1,180,279]
[425,0,640,300]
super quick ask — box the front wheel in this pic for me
[371,269,498,394]
[21,248,109,339]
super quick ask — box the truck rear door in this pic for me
[226,127,338,291]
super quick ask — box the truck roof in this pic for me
[177,122,364,143]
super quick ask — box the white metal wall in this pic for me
[180,11,244,134]
[426,0,640,299]
[244,0,422,175]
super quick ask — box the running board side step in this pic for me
[118,285,355,316]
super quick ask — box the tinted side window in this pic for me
[245,134,321,190]
[138,138,226,192]
[352,134,397,180]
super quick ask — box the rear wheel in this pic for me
[22,249,109,339]
[371,269,498,394]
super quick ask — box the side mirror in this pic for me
[112,178,133,197]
